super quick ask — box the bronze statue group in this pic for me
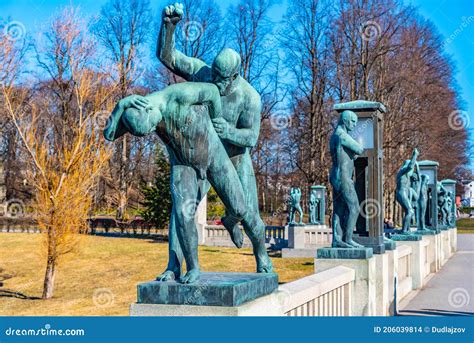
[103,2,456,284]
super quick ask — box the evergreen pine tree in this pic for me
[140,149,172,229]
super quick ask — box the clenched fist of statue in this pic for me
[212,117,234,140]
[162,2,183,25]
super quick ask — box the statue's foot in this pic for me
[179,269,200,284]
[256,254,273,273]
[332,240,352,248]
[156,269,180,282]
[229,225,244,248]
[222,216,244,248]
[346,240,363,248]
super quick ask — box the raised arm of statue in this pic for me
[104,95,153,141]
[169,82,222,119]
[408,148,419,169]
[157,2,208,81]
[401,148,419,175]
[104,83,222,142]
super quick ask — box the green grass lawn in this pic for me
[0,233,313,316]
[457,218,474,233]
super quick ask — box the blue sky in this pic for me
[1,0,473,169]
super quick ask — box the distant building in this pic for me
[461,180,474,207]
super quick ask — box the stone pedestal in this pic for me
[282,224,331,258]
[391,234,422,241]
[131,291,284,316]
[287,224,305,249]
[384,238,397,251]
[397,240,425,290]
[440,229,450,264]
[374,252,389,316]
[386,248,397,315]
[135,272,278,308]
[315,247,375,316]
[449,227,457,254]
[422,233,441,273]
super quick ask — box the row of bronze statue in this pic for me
[102,2,456,283]
[396,148,454,234]
[287,187,325,225]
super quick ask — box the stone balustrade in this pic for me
[130,228,457,316]
[304,226,332,246]
[281,266,354,316]
[202,224,288,249]
[396,245,413,300]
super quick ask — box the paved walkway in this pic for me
[399,234,474,316]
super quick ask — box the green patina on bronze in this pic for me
[137,272,278,307]
[396,149,419,234]
[329,110,364,249]
[288,187,303,225]
[308,185,326,225]
[103,3,272,284]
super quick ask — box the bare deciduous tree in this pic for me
[2,7,111,299]
[92,0,152,220]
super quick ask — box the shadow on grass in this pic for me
[201,247,256,257]
[92,232,169,243]
[0,268,41,300]
[0,289,41,300]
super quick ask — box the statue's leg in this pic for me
[297,205,303,224]
[220,156,245,249]
[156,203,183,281]
[420,202,427,230]
[290,208,295,224]
[171,165,200,284]
[221,210,244,248]
[231,154,272,273]
[332,191,351,248]
[397,190,412,233]
[341,182,363,247]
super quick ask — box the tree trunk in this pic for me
[42,255,56,299]
[117,136,128,221]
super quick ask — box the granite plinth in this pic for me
[384,238,396,250]
[316,247,373,259]
[391,234,422,241]
[137,272,278,307]
[353,235,385,254]
[415,229,437,235]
